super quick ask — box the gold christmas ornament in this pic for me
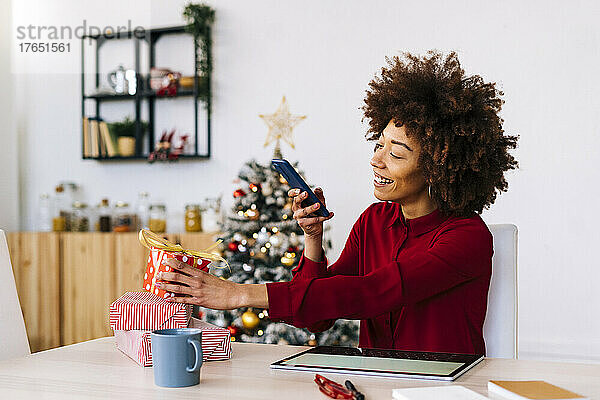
[242,309,260,329]
[260,96,306,155]
[244,209,260,220]
[280,253,295,267]
[308,339,317,346]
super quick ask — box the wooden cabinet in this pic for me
[61,233,116,345]
[6,231,219,352]
[5,233,61,353]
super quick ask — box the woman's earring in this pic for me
[428,185,432,198]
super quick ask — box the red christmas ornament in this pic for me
[287,246,299,253]
[228,241,240,251]
[227,325,239,336]
[233,189,246,198]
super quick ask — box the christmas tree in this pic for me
[202,97,359,346]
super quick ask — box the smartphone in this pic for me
[271,159,330,218]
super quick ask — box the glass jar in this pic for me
[202,197,222,232]
[97,198,112,232]
[37,193,53,232]
[70,201,89,232]
[60,182,80,230]
[135,191,150,230]
[185,204,202,232]
[149,203,167,233]
[113,201,133,232]
[53,185,68,231]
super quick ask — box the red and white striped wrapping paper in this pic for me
[114,330,153,367]
[114,318,232,367]
[188,317,232,361]
[109,291,191,331]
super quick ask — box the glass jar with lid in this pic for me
[97,198,112,232]
[149,203,167,233]
[135,191,150,230]
[53,185,68,231]
[202,197,222,232]
[70,201,89,232]
[185,204,202,232]
[113,201,133,232]
[37,193,53,232]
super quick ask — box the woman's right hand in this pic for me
[288,187,334,239]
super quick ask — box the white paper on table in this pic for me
[392,385,489,400]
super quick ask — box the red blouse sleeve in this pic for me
[269,214,362,331]
[266,219,492,329]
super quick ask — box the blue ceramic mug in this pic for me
[151,328,203,388]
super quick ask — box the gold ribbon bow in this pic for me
[138,229,229,271]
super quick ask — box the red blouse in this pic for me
[266,202,493,354]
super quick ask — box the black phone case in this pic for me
[271,159,330,218]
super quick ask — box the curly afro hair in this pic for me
[362,50,518,217]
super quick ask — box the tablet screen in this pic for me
[281,353,464,375]
[271,346,484,380]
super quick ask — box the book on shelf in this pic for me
[88,118,100,158]
[83,117,120,158]
[488,380,588,400]
[99,121,118,157]
[82,117,91,157]
[98,122,107,157]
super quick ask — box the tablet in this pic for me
[270,346,484,381]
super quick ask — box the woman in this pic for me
[156,51,518,354]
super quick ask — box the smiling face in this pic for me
[370,120,430,207]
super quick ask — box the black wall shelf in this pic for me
[81,25,211,161]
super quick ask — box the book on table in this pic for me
[488,380,588,400]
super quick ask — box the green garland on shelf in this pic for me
[183,3,215,105]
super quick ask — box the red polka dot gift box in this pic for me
[138,229,227,300]
[143,248,211,299]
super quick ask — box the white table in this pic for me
[0,337,598,399]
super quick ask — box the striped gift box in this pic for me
[189,318,232,361]
[114,318,232,367]
[109,291,191,331]
[114,330,153,367]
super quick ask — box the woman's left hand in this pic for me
[155,258,244,310]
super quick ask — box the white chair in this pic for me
[0,230,30,360]
[484,224,518,359]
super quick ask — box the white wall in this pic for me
[0,0,19,231]
[12,0,600,362]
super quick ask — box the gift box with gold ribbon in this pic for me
[139,229,227,299]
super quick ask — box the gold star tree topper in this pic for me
[259,96,306,157]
